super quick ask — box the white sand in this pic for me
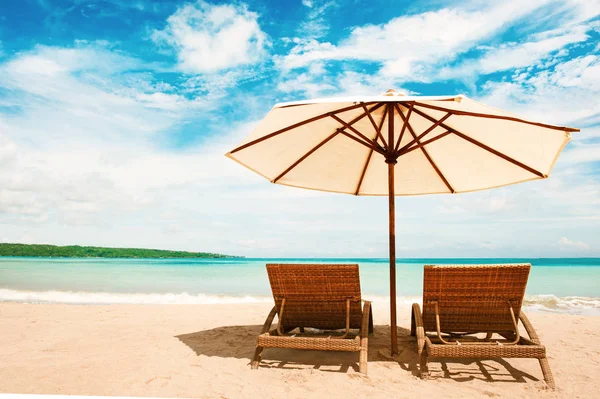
[1,302,598,398]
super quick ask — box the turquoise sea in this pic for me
[1,257,599,315]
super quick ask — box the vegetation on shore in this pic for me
[0,243,238,259]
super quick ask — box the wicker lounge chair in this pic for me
[411,264,555,388]
[251,264,373,373]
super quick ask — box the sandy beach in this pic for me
[1,302,598,399]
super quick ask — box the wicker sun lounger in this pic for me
[411,264,555,388]
[251,264,373,373]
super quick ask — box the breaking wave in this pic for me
[0,289,271,305]
[0,290,598,315]
[523,294,600,315]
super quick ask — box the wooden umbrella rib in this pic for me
[387,103,394,153]
[330,114,382,150]
[354,147,375,196]
[411,106,546,178]
[272,131,340,183]
[394,102,413,153]
[354,107,388,195]
[412,101,580,132]
[230,101,376,154]
[278,103,314,108]
[398,131,452,156]
[376,105,389,145]
[362,104,388,149]
[272,103,385,183]
[338,130,387,155]
[395,106,451,155]
[453,130,546,178]
[397,105,455,193]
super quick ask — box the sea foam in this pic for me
[0,289,599,315]
[522,294,600,315]
[0,289,271,305]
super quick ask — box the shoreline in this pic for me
[2,256,598,260]
[1,302,599,398]
[1,289,599,316]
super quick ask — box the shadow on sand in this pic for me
[176,324,541,383]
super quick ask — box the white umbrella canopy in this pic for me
[227,92,576,195]
[226,90,579,355]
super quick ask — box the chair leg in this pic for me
[299,327,305,333]
[359,336,368,374]
[539,357,555,389]
[418,349,429,378]
[251,346,264,369]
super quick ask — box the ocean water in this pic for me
[0,257,599,315]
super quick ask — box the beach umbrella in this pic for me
[225,90,579,355]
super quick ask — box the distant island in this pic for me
[0,243,239,259]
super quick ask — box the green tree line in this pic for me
[0,243,238,258]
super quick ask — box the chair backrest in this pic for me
[266,264,363,330]
[422,264,530,334]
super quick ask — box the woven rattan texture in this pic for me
[422,264,530,333]
[266,264,363,330]
[427,342,546,358]
[257,334,361,351]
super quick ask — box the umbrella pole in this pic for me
[388,161,398,355]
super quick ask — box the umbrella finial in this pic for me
[383,89,407,96]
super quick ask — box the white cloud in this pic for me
[439,24,593,79]
[559,236,590,250]
[276,62,337,97]
[560,142,600,165]
[0,43,246,226]
[0,43,228,148]
[334,71,410,96]
[182,68,265,97]
[479,241,498,250]
[152,0,268,73]
[549,54,600,91]
[479,54,600,131]
[275,0,599,98]
[436,191,514,215]
[0,134,17,165]
[298,1,337,40]
[278,1,553,74]
[277,65,407,98]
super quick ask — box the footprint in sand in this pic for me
[478,390,500,397]
[145,375,172,387]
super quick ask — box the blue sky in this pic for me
[0,0,598,257]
